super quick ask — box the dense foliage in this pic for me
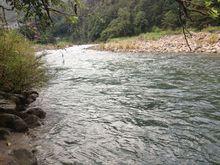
[1,0,219,43]
[35,0,219,43]
[0,0,80,26]
[0,30,48,93]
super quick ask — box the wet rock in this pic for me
[17,112,29,120]
[12,149,38,165]
[22,91,39,105]
[25,107,46,119]
[23,115,41,128]
[0,91,27,111]
[0,128,10,140]
[22,91,39,98]
[0,99,17,111]
[26,97,35,105]
[12,94,27,111]
[0,114,28,132]
[29,91,39,99]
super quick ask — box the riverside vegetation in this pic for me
[0,30,48,164]
[18,0,219,54]
[19,0,220,45]
[0,30,48,93]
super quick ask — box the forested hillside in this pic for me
[19,0,220,44]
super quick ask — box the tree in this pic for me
[100,7,132,40]
[134,11,149,34]
[175,0,220,50]
[162,10,179,29]
[175,0,220,21]
[0,0,80,28]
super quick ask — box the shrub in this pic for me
[0,30,48,93]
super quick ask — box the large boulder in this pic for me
[0,114,28,132]
[12,149,38,165]
[12,94,27,111]
[0,128,10,140]
[24,107,46,119]
[23,115,42,128]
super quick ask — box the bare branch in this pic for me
[1,6,8,27]
[48,7,74,17]
[41,0,53,23]
[178,2,192,51]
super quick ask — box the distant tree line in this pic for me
[44,0,219,43]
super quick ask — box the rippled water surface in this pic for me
[34,45,220,165]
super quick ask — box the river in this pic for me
[33,45,220,165]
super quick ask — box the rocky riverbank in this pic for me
[0,91,46,165]
[93,32,220,54]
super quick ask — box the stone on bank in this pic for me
[0,114,28,132]
[0,90,46,165]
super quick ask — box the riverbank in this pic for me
[93,30,220,54]
[0,91,46,165]
[0,30,49,165]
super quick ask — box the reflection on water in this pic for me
[34,45,220,164]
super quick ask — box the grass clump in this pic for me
[99,40,141,51]
[207,34,219,44]
[202,26,220,32]
[0,30,48,93]
[138,29,182,41]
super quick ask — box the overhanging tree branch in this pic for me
[1,0,79,29]
[174,0,217,52]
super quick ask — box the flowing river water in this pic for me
[33,45,220,165]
